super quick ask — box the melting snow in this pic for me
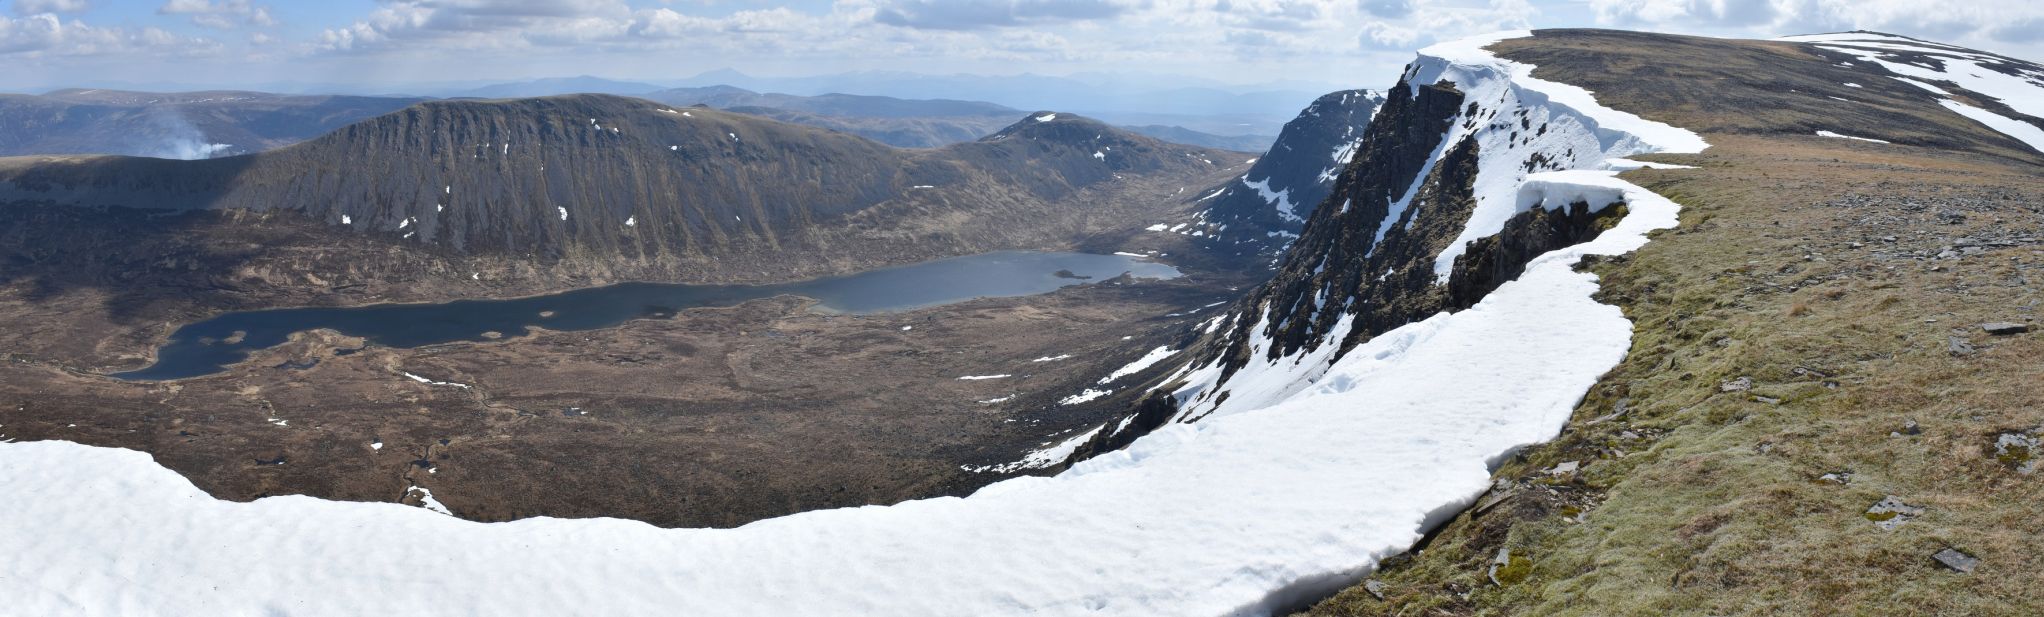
[1034,113,1057,122]
[401,371,472,389]
[1031,355,1072,362]
[1409,31,1710,281]
[1099,347,1178,385]
[1781,32,2044,153]
[624,216,636,227]
[962,424,1101,474]
[557,207,568,221]
[1815,130,1891,144]
[1057,388,1112,405]
[957,374,1010,381]
[1241,176,1302,223]
[407,485,453,516]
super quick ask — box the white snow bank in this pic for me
[1815,130,1891,144]
[1409,31,1709,282]
[401,371,472,389]
[1057,388,1112,405]
[1939,100,2044,153]
[407,485,453,516]
[957,374,1011,381]
[962,424,1103,474]
[1781,32,2044,153]
[1035,113,1057,122]
[1099,346,1178,385]
[1782,32,2044,122]
[1241,176,1303,223]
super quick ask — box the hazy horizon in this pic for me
[1,1,2037,97]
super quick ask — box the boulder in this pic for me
[1980,322,2030,335]
[1866,496,1924,530]
[1932,548,1979,573]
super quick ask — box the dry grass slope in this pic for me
[1307,30,2044,616]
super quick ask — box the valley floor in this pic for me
[0,260,1252,528]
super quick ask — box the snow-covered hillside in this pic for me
[1781,32,2044,152]
[1186,89,1386,246]
[0,32,1703,616]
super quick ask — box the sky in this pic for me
[0,0,2039,94]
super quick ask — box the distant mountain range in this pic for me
[455,76,667,99]
[0,90,425,159]
[0,84,1273,154]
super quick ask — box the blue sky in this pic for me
[1,0,2038,93]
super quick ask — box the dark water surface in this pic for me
[114,251,1179,381]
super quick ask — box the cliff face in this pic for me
[1191,89,1384,247]
[1071,33,1694,458]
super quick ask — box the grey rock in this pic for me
[1363,578,1388,600]
[1932,548,1979,573]
[1994,432,2038,474]
[1487,547,1515,586]
[1948,335,1976,355]
[1866,496,1925,530]
[1980,322,2030,335]
[1817,471,1852,485]
[1546,461,1581,476]
[1753,395,1782,405]
[1474,488,1518,515]
[1721,376,1753,392]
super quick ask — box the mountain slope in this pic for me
[0,90,424,158]
[1188,89,1384,247]
[1031,28,2040,616]
[0,96,1233,277]
[1296,29,2044,616]
[0,94,1248,361]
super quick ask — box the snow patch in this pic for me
[962,424,1101,474]
[1058,388,1112,405]
[1099,346,1178,385]
[401,371,472,389]
[1406,31,1709,281]
[1815,130,1891,144]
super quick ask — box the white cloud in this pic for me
[13,0,91,15]
[159,0,278,30]
[871,0,1135,30]
[0,13,219,57]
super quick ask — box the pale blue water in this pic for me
[113,251,1179,381]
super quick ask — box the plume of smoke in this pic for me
[144,106,233,160]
